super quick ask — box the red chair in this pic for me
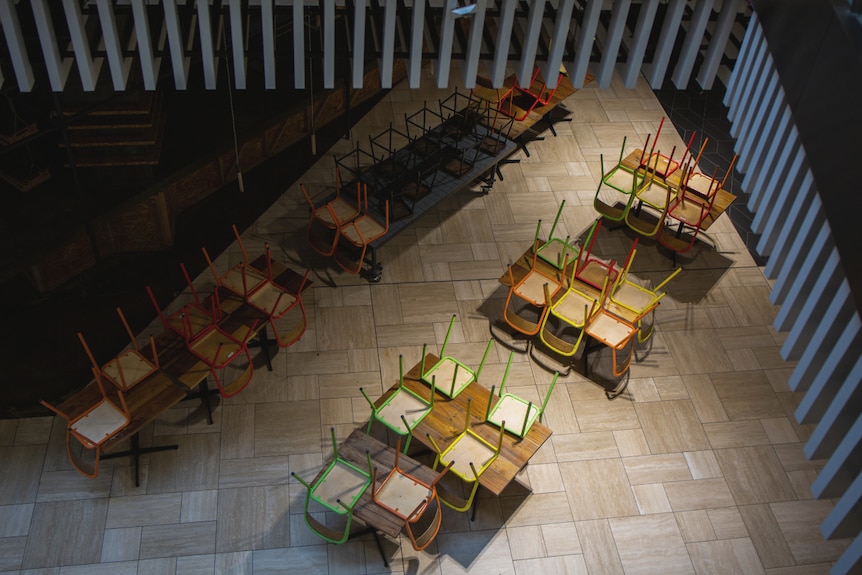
[41,368,131,478]
[573,219,636,291]
[78,308,159,391]
[301,169,362,257]
[499,68,558,121]
[147,263,256,397]
[638,118,696,180]
[334,184,390,275]
[203,228,311,348]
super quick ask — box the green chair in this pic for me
[535,202,577,270]
[594,137,644,222]
[291,428,373,544]
[420,315,494,399]
[427,398,505,516]
[485,352,558,438]
[609,257,682,343]
[361,354,435,453]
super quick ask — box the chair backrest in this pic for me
[574,218,602,276]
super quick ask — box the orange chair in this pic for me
[371,439,453,551]
[334,184,390,275]
[78,308,159,391]
[40,368,131,478]
[499,67,558,121]
[503,224,568,337]
[301,170,362,256]
[147,264,256,398]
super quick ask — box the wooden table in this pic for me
[620,149,736,231]
[375,354,553,496]
[312,428,441,539]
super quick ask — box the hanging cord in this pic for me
[222,15,244,192]
[308,12,316,155]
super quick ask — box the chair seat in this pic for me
[553,289,596,327]
[536,239,572,269]
[189,328,243,367]
[423,357,474,398]
[578,260,616,289]
[247,282,296,317]
[515,272,560,306]
[636,180,674,210]
[668,200,708,226]
[377,389,431,433]
[102,350,156,390]
[342,218,386,245]
[71,401,129,445]
[604,166,641,193]
[645,153,678,177]
[612,282,655,314]
[441,432,497,480]
[311,459,371,514]
[586,312,636,347]
[329,197,360,224]
[488,395,540,437]
[685,172,718,198]
[221,265,268,297]
[375,471,431,520]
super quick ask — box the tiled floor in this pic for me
[0,68,850,574]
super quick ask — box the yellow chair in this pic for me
[609,257,682,343]
[538,271,609,358]
[427,398,505,517]
[625,167,673,238]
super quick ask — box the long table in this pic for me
[375,354,553,496]
[56,255,310,485]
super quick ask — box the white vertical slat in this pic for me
[728,24,768,127]
[197,0,217,89]
[768,191,822,308]
[822,457,862,539]
[380,0,397,88]
[293,0,305,89]
[164,0,189,89]
[462,0,487,89]
[811,407,862,498]
[229,0,246,89]
[736,71,781,177]
[516,0,545,87]
[61,0,103,91]
[671,0,715,88]
[491,0,516,87]
[352,0,367,88]
[773,221,832,335]
[622,0,659,89]
[805,342,862,460]
[646,0,685,89]
[755,144,806,255]
[0,0,35,91]
[566,0,601,89]
[795,312,861,427]
[436,0,457,89]
[785,265,849,386]
[408,0,425,88]
[724,11,758,111]
[30,0,72,91]
[749,116,797,215]
[96,0,131,90]
[131,0,161,90]
[833,533,862,575]
[596,0,631,89]
[261,0,275,88]
[764,168,815,287]
[696,0,742,89]
[729,34,768,139]
[323,0,334,88]
[541,0,575,89]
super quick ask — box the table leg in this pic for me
[364,246,383,283]
[102,433,179,487]
[181,378,218,425]
[247,325,274,371]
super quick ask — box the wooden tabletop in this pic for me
[317,428,441,539]
[472,73,591,141]
[376,354,553,496]
[620,149,736,230]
